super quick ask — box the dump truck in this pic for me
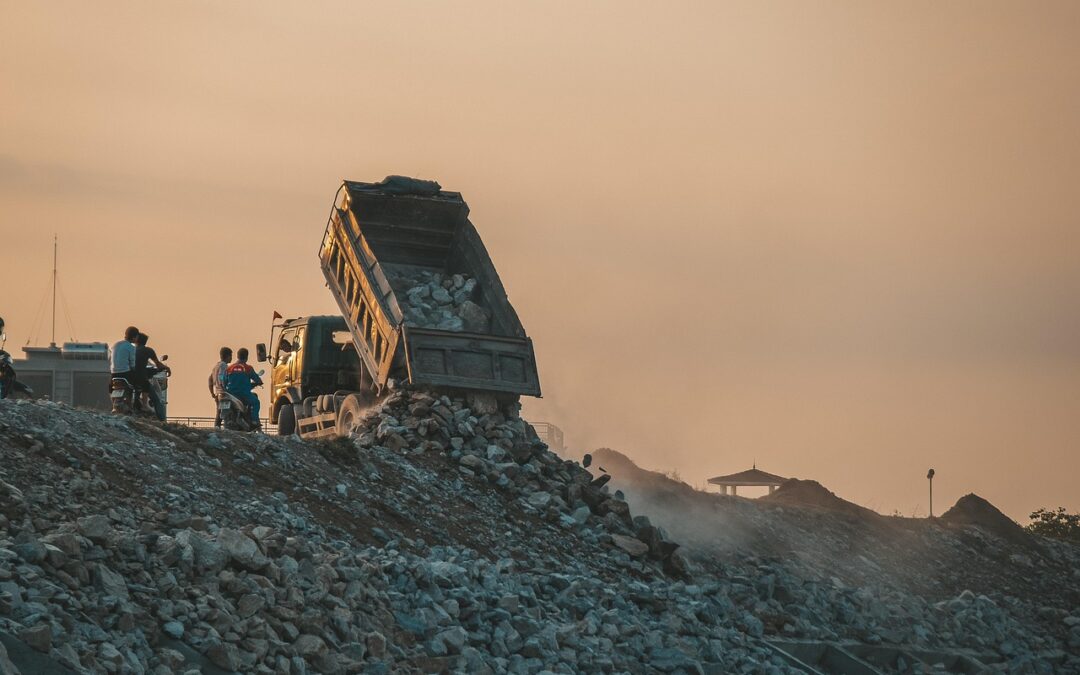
[257,176,541,439]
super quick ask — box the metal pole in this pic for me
[927,468,936,518]
[50,233,57,345]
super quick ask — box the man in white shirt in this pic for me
[110,326,139,384]
[208,346,232,427]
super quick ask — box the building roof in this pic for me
[707,467,787,486]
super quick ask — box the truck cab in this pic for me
[262,315,365,428]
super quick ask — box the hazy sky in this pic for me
[2,1,1078,521]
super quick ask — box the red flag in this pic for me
[272,311,283,320]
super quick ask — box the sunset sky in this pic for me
[2,1,1078,521]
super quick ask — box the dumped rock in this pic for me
[940,493,1034,546]
[17,624,50,654]
[386,265,491,332]
[0,397,782,674]
[764,478,880,519]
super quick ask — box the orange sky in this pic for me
[2,1,1078,521]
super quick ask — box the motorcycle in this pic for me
[111,356,169,417]
[0,331,33,400]
[0,350,34,400]
[218,371,265,432]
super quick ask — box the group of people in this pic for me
[208,346,263,429]
[110,326,171,420]
[6,319,265,429]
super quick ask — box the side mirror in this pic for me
[256,343,268,362]
[161,355,169,362]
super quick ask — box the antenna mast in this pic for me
[51,234,58,347]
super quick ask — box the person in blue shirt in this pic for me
[226,347,263,429]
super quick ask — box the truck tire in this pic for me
[335,394,364,438]
[277,403,296,436]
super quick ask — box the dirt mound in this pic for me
[940,493,1032,545]
[763,478,879,519]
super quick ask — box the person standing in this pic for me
[208,346,232,427]
[110,326,139,387]
[226,347,263,429]
[134,333,170,421]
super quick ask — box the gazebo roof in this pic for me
[707,467,787,487]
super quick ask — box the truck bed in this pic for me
[318,177,541,397]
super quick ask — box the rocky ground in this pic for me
[384,266,491,333]
[1,396,790,675]
[588,448,1080,674]
[1,398,1077,674]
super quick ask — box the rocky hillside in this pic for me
[591,447,1080,673]
[2,397,1078,674]
[1,396,791,675]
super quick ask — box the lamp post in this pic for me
[927,468,936,518]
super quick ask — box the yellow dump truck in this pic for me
[258,176,541,438]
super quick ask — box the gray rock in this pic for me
[18,624,51,653]
[217,528,267,570]
[435,626,468,655]
[611,534,649,557]
[367,632,387,659]
[238,593,265,618]
[432,287,452,305]
[205,639,240,671]
[77,514,112,541]
[0,640,19,675]
[528,492,552,509]
[293,634,327,658]
[12,540,45,564]
[94,563,129,600]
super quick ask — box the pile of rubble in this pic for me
[590,448,1080,674]
[0,397,799,674]
[385,266,491,333]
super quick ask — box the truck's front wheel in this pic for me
[277,403,296,436]
[335,394,364,438]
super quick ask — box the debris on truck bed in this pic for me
[385,265,491,333]
[316,177,541,398]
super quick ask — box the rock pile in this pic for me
[385,266,491,333]
[590,448,1080,674]
[0,397,801,674]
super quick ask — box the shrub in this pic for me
[1026,507,1080,542]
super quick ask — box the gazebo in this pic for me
[707,465,786,496]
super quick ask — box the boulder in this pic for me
[611,535,649,558]
[18,624,51,653]
[77,514,112,541]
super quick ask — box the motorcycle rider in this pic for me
[208,346,232,427]
[0,317,34,400]
[134,333,170,420]
[110,326,139,391]
[226,347,263,429]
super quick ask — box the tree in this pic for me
[1026,507,1080,542]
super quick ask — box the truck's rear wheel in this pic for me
[335,394,365,438]
[277,403,296,436]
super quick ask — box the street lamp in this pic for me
[927,468,936,518]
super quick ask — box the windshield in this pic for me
[307,319,359,369]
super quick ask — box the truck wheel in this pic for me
[335,394,364,438]
[277,403,296,436]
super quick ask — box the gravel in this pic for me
[384,266,491,332]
